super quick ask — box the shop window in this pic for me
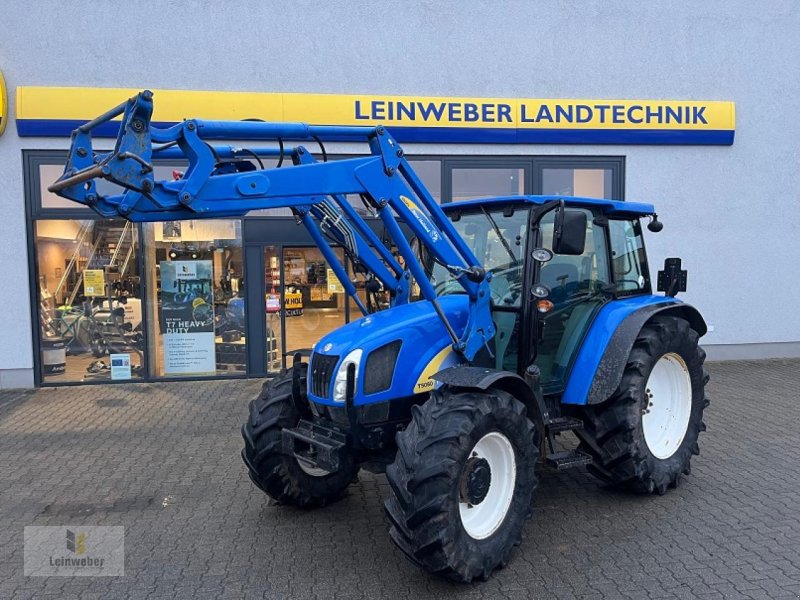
[35,219,145,382]
[441,157,623,203]
[407,160,442,202]
[541,167,613,199]
[534,157,624,200]
[450,167,525,202]
[142,219,246,377]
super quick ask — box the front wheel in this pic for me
[384,388,538,582]
[576,315,709,494]
[241,365,357,507]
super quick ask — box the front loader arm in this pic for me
[48,90,495,360]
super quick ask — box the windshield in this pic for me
[431,207,529,308]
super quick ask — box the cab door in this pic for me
[531,208,612,394]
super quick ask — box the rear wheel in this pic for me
[241,365,357,507]
[576,316,709,494]
[385,387,538,582]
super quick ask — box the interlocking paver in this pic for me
[0,359,799,599]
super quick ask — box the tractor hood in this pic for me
[307,295,469,406]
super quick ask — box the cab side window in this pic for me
[538,208,611,296]
[534,208,611,389]
[608,219,649,294]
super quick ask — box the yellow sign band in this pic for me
[14,86,735,145]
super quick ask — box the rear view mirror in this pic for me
[553,208,587,255]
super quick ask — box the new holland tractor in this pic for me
[50,91,709,582]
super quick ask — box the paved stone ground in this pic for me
[1,359,799,599]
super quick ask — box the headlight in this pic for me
[332,349,362,402]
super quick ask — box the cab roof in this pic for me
[441,195,655,217]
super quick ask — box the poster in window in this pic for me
[83,269,105,296]
[110,353,132,380]
[162,221,182,241]
[159,260,215,375]
[326,268,344,294]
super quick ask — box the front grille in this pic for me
[364,341,402,395]
[309,352,340,399]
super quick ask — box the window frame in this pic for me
[443,158,533,202]
[438,155,624,202]
[24,150,249,386]
[532,155,625,200]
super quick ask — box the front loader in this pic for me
[50,91,710,582]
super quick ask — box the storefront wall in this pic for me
[24,152,624,385]
[1,2,799,387]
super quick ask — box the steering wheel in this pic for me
[490,281,523,307]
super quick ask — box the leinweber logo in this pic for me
[65,529,86,556]
[174,260,198,280]
[24,526,124,576]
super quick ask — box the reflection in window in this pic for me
[36,219,144,382]
[451,168,525,202]
[407,160,442,202]
[143,219,246,377]
[541,168,613,199]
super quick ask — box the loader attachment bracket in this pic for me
[49,90,156,206]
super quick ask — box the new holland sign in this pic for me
[0,72,7,136]
[15,86,735,145]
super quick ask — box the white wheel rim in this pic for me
[296,458,330,477]
[458,432,517,540]
[642,353,693,459]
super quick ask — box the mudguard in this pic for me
[561,295,706,405]
[431,366,536,411]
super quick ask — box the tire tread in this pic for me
[576,316,709,494]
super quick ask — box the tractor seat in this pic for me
[539,262,580,291]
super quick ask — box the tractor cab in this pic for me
[438,196,656,396]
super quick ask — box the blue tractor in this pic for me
[50,91,709,582]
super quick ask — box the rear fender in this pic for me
[561,295,706,406]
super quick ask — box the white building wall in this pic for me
[0,0,798,386]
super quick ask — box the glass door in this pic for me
[247,243,350,375]
[281,246,347,356]
[533,208,612,392]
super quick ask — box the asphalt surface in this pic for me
[1,359,799,599]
